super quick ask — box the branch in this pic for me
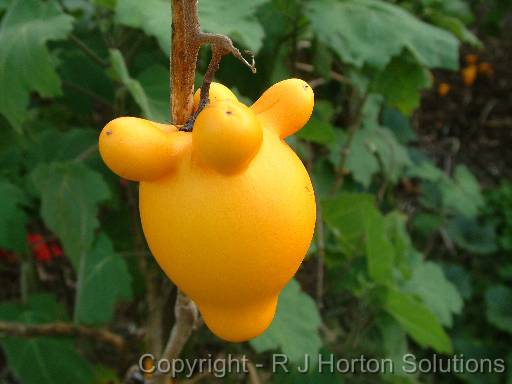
[126,183,166,357]
[171,0,256,128]
[0,321,125,350]
[151,1,256,382]
[170,0,201,125]
[182,34,255,131]
[315,202,326,309]
[160,291,199,368]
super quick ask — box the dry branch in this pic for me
[0,321,125,350]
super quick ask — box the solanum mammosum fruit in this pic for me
[99,79,316,342]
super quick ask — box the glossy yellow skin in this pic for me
[99,79,316,342]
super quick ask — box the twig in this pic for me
[160,291,199,369]
[0,321,125,350]
[295,62,351,85]
[181,33,255,131]
[171,0,255,128]
[126,184,165,357]
[315,202,326,309]
[146,2,256,382]
[247,361,262,384]
[68,34,109,67]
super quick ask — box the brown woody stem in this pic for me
[150,0,255,383]
[0,321,125,350]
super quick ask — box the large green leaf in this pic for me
[115,0,269,54]
[372,54,433,116]
[0,0,73,128]
[199,0,269,52]
[366,208,394,284]
[445,216,497,254]
[403,261,463,327]
[74,234,132,325]
[0,180,29,253]
[322,193,375,256]
[0,294,94,384]
[250,279,322,363]
[110,49,168,123]
[25,128,99,169]
[346,125,411,188]
[441,165,484,218]
[272,369,343,384]
[31,162,111,270]
[137,65,170,123]
[306,0,459,70]
[383,288,452,353]
[485,285,512,334]
[296,117,336,145]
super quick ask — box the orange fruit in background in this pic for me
[438,82,451,97]
[461,65,478,87]
[99,79,316,342]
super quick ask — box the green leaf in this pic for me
[199,0,269,52]
[485,285,512,334]
[31,162,111,270]
[109,49,167,122]
[26,128,99,169]
[372,54,433,116]
[59,49,114,114]
[92,0,116,10]
[429,11,482,47]
[403,261,463,327]
[115,0,269,54]
[306,0,459,70]
[250,279,322,363]
[441,165,484,217]
[384,212,415,279]
[322,193,375,256]
[115,0,169,53]
[74,234,132,325]
[0,294,94,384]
[344,128,379,187]
[383,288,452,353]
[272,369,343,384]
[137,65,170,123]
[346,125,411,188]
[366,209,394,284]
[296,117,336,145]
[442,263,473,301]
[0,0,73,128]
[382,108,417,144]
[0,180,29,253]
[445,216,497,254]
[378,315,409,376]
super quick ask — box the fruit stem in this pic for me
[170,1,256,130]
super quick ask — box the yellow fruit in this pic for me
[193,100,263,174]
[193,82,238,111]
[99,79,316,342]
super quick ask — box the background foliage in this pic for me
[0,0,511,383]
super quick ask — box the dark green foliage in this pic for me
[0,0,509,383]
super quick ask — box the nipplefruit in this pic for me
[99,79,316,342]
